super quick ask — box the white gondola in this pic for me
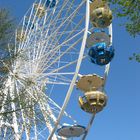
[86,29,110,48]
[57,124,86,138]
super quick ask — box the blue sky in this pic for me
[0,0,140,140]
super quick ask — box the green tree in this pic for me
[0,8,15,47]
[0,8,14,87]
[0,8,15,86]
[108,0,140,62]
[0,10,44,138]
[109,0,140,37]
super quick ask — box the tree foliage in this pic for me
[0,8,15,48]
[0,8,15,87]
[109,0,140,37]
[129,53,140,62]
[0,9,46,136]
[108,0,140,62]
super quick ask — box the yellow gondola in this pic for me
[90,0,112,28]
[34,3,46,18]
[79,90,107,113]
[79,96,93,113]
[90,0,107,10]
[76,74,104,92]
[16,30,26,42]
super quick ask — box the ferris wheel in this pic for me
[0,0,114,140]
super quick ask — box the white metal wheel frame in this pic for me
[0,0,90,140]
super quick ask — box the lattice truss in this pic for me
[0,0,87,139]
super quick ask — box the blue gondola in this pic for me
[45,0,56,8]
[88,42,114,66]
